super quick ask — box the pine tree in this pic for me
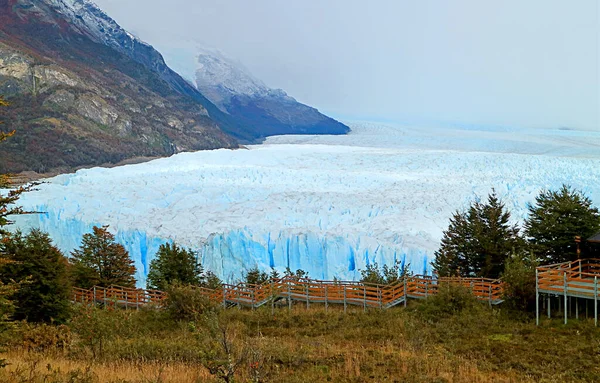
[146,243,203,290]
[71,226,136,288]
[244,266,269,285]
[433,191,523,278]
[0,230,71,323]
[524,185,600,264]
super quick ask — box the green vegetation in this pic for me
[360,261,410,285]
[0,230,71,323]
[70,226,137,289]
[0,295,599,382]
[146,243,204,290]
[433,191,523,278]
[525,185,600,263]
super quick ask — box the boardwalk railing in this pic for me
[536,259,600,325]
[72,274,504,311]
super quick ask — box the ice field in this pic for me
[15,122,600,286]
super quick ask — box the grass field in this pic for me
[1,291,599,383]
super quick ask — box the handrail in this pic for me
[71,274,506,309]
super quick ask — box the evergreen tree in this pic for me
[524,185,600,264]
[360,261,410,285]
[0,230,71,323]
[146,243,203,290]
[244,266,269,285]
[71,226,136,288]
[433,191,523,278]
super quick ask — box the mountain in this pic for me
[195,51,350,138]
[0,0,238,174]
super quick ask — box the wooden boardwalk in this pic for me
[536,258,600,325]
[73,274,504,311]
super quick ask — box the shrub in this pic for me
[501,252,538,312]
[415,284,480,322]
[165,283,220,322]
[18,323,72,352]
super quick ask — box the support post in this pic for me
[288,282,292,312]
[404,277,407,307]
[576,298,579,320]
[535,269,539,326]
[252,290,255,311]
[93,286,96,304]
[305,284,309,310]
[103,288,106,308]
[125,290,128,310]
[271,282,275,316]
[489,285,492,308]
[564,272,568,325]
[363,286,366,312]
[325,285,328,313]
[425,280,428,298]
[595,276,598,327]
[547,295,551,318]
[378,287,382,310]
[343,286,347,314]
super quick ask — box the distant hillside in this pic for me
[195,51,350,138]
[0,0,238,174]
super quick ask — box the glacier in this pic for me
[13,122,600,287]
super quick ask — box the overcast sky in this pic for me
[94,0,599,130]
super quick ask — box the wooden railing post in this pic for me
[363,286,367,312]
[343,286,347,314]
[378,287,382,310]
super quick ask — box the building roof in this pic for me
[588,232,600,243]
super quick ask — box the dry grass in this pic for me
[0,297,598,383]
[0,350,213,383]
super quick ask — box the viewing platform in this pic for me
[536,259,600,325]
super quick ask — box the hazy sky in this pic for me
[95,0,599,130]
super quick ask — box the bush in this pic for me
[18,323,72,352]
[501,252,538,312]
[415,284,481,322]
[165,283,220,322]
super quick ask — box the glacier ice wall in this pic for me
[13,122,600,287]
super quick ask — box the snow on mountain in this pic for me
[42,0,153,53]
[197,51,269,97]
[14,122,600,287]
[194,50,349,138]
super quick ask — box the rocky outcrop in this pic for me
[0,0,237,173]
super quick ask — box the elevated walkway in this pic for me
[73,274,504,312]
[536,259,600,325]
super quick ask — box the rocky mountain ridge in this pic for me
[0,0,237,173]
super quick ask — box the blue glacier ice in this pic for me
[13,122,600,287]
